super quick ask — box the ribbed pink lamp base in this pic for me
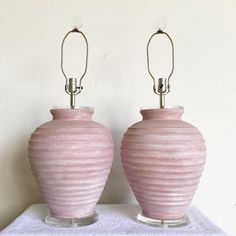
[121,107,206,227]
[28,107,114,227]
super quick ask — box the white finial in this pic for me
[71,14,83,29]
[155,17,167,31]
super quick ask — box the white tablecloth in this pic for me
[1,204,228,236]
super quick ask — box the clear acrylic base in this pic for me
[45,212,98,227]
[137,212,189,228]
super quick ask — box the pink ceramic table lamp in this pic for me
[28,20,114,227]
[121,23,206,227]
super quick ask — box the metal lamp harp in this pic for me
[60,27,88,109]
[147,29,174,108]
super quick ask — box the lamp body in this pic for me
[121,107,206,222]
[28,108,113,221]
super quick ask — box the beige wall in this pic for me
[0,0,235,235]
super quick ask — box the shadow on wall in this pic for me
[0,137,41,230]
[99,127,135,204]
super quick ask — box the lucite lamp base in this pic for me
[45,212,98,227]
[137,212,189,228]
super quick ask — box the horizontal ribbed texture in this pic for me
[121,108,206,220]
[29,108,113,219]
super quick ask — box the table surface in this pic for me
[0,204,228,236]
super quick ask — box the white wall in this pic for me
[0,0,235,234]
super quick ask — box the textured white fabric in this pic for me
[1,204,228,236]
